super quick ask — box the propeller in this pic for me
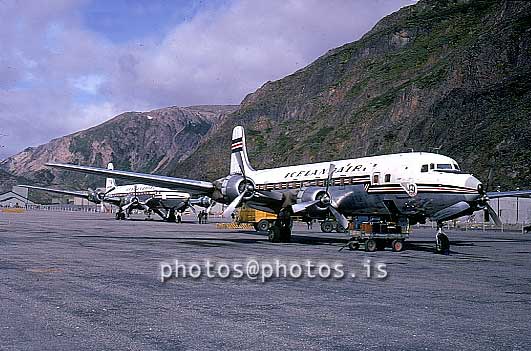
[87,186,116,213]
[291,163,349,229]
[222,189,250,218]
[478,168,502,226]
[484,203,502,226]
[88,186,115,204]
[222,152,278,217]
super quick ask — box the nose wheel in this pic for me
[268,208,292,243]
[435,227,450,254]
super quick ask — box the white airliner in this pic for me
[20,163,211,221]
[46,127,531,252]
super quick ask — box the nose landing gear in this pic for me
[268,208,292,243]
[435,224,450,254]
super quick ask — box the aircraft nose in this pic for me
[465,175,482,194]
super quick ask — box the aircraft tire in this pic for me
[321,221,334,233]
[436,233,450,254]
[392,240,404,252]
[256,219,270,232]
[268,226,282,243]
[348,241,359,251]
[365,239,377,252]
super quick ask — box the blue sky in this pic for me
[0,0,415,159]
[82,0,227,43]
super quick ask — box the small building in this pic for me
[0,186,35,208]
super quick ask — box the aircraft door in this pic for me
[372,172,381,185]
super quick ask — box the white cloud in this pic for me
[71,74,107,95]
[0,0,415,158]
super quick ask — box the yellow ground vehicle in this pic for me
[236,205,277,232]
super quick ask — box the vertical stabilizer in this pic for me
[105,163,116,190]
[230,126,256,175]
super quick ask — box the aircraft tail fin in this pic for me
[105,163,116,190]
[230,126,256,175]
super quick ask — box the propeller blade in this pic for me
[291,200,320,214]
[486,203,502,226]
[222,191,247,218]
[486,168,494,192]
[121,203,132,214]
[329,206,349,229]
[325,163,336,193]
[189,206,197,214]
[235,151,246,179]
[483,207,490,223]
[104,186,116,196]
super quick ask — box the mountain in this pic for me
[0,169,30,194]
[3,0,530,191]
[172,0,531,190]
[1,105,237,188]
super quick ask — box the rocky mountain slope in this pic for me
[1,105,237,188]
[2,0,530,191]
[0,169,30,194]
[172,0,531,190]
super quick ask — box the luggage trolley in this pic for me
[346,217,410,252]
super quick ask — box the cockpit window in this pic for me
[436,164,453,170]
[421,164,428,173]
[430,163,435,170]
[453,164,460,170]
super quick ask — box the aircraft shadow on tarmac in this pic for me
[73,232,349,247]
[68,233,449,253]
[71,228,530,252]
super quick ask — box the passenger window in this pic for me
[421,165,428,173]
[385,174,391,182]
[373,174,379,183]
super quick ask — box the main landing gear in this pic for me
[435,224,450,255]
[268,208,292,243]
[166,208,177,223]
[115,210,126,220]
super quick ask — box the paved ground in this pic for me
[0,210,530,350]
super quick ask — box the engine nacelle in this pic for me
[220,174,255,202]
[193,196,211,208]
[296,187,328,212]
[88,190,104,204]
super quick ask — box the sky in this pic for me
[0,0,415,159]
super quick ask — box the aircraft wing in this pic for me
[487,190,531,199]
[46,163,215,195]
[18,185,89,199]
